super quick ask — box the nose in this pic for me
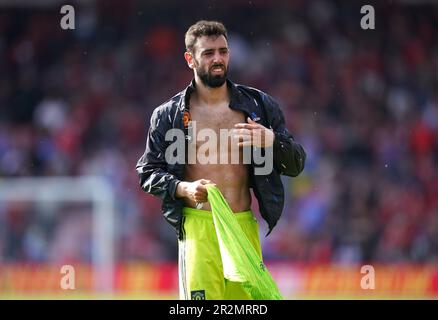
[212,51,223,64]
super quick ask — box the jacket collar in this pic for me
[179,78,253,116]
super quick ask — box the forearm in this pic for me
[138,167,181,200]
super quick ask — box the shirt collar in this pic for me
[179,78,250,114]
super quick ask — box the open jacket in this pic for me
[136,79,306,240]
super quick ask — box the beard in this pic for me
[196,63,228,88]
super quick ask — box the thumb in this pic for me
[199,179,211,185]
[247,117,256,124]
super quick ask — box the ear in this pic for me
[184,51,196,69]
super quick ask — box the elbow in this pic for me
[288,164,304,177]
[138,176,148,192]
[295,147,306,176]
[136,167,151,192]
[283,147,306,177]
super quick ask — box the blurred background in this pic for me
[0,0,437,299]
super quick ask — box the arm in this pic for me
[136,108,181,200]
[263,94,306,177]
[136,108,213,202]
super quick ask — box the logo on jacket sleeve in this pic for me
[250,112,260,122]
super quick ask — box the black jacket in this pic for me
[136,79,306,240]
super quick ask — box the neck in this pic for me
[194,75,228,105]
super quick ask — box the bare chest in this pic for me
[189,105,246,132]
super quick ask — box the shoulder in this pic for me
[235,83,280,108]
[152,91,183,117]
[233,83,285,125]
[149,90,185,125]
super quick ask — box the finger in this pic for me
[232,129,253,137]
[232,128,252,135]
[196,192,208,202]
[195,188,208,197]
[232,130,252,138]
[234,123,259,129]
[247,117,257,124]
[205,181,215,187]
[238,141,253,147]
[195,193,208,201]
[233,134,252,142]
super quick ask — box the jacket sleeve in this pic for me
[262,94,306,177]
[136,108,181,200]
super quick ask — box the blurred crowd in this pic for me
[1,0,437,264]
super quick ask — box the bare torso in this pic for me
[183,93,251,212]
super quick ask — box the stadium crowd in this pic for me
[1,0,437,264]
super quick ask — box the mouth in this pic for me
[210,65,225,73]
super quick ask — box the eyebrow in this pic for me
[201,47,229,54]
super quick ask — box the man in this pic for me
[136,20,306,299]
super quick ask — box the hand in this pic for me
[176,179,215,203]
[233,117,275,148]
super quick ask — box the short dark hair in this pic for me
[185,20,228,53]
